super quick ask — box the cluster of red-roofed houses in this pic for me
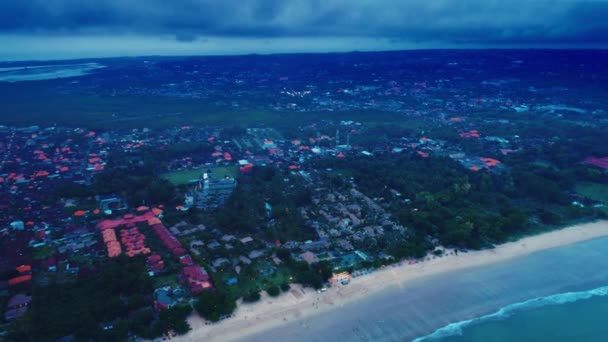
[96,209,214,295]
[7,265,32,287]
[120,226,150,257]
[97,211,160,259]
[150,222,213,294]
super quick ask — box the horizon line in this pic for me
[1,46,608,64]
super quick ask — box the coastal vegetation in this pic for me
[7,257,192,341]
[2,51,608,340]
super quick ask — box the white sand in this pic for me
[174,220,608,342]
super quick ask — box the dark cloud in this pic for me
[0,0,607,51]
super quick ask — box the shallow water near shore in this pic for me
[243,236,608,342]
[418,285,608,341]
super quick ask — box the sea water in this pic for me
[243,235,608,342]
[415,285,608,342]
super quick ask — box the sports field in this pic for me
[162,166,237,185]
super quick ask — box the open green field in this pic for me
[162,169,204,185]
[0,81,412,131]
[162,166,237,185]
[575,182,608,204]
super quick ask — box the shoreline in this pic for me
[174,220,608,342]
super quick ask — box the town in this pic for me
[1,50,608,340]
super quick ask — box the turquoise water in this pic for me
[417,285,608,342]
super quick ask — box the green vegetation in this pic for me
[194,292,236,322]
[575,182,608,204]
[242,290,261,303]
[7,256,192,341]
[162,166,238,185]
[162,169,205,185]
[314,154,607,250]
[54,148,179,207]
[266,285,280,297]
[214,166,316,242]
[31,246,56,260]
[207,166,238,179]
[0,80,407,133]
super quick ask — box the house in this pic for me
[248,250,265,259]
[300,251,319,265]
[4,294,32,321]
[212,258,230,268]
[147,254,165,274]
[225,277,238,286]
[240,236,254,244]
[151,224,187,257]
[179,255,194,266]
[239,256,252,265]
[221,234,236,242]
[181,265,213,294]
[10,221,24,231]
[98,195,128,213]
[207,240,221,249]
[193,173,237,209]
[331,272,352,285]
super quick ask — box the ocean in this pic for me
[244,235,608,342]
[415,236,608,342]
[416,285,608,341]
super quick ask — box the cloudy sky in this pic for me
[1,0,607,60]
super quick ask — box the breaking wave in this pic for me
[412,285,608,341]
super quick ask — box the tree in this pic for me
[243,290,261,303]
[194,292,236,322]
[160,305,192,335]
[266,285,280,297]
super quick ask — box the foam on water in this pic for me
[0,62,105,82]
[412,285,608,341]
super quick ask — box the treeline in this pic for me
[314,153,605,249]
[191,248,332,323]
[214,166,316,242]
[8,256,191,341]
[53,148,178,207]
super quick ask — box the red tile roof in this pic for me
[585,156,608,170]
[8,275,32,286]
[16,265,31,274]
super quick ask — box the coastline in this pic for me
[174,220,608,342]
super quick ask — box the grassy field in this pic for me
[162,169,204,185]
[575,182,608,204]
[162,166,237,185]
[0,80,410,130]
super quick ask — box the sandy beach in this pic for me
[174,220,608,342]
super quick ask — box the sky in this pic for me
[0,0,607,61]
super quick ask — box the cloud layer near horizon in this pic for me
[0,0,607,60]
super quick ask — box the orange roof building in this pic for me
[16,265,31,274]
[73,210,87,217]
[8,275,32,286]
[101,228,122,258]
